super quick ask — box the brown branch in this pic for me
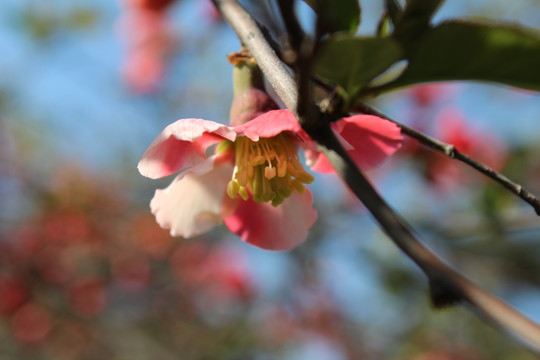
[212,0,540,353]
[353,102,540,215]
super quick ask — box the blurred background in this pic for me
[1,0,540,359]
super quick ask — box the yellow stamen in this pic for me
[226,133,314,206]
[278,160,288,178]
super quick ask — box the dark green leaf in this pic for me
[314,35,402,104]
[384,0,403,27]
[400,0,444,22]
[376,13,393,37]
[378,21,540,92]
[394,0,445,45]
[302,0,361,34]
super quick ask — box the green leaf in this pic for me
[384,0,403,27]
[314,35,402,104]
[302,0,361,34]
[394,0,445,45]
[376,13,393,37]
[399,0,444,23]
[378,21,540,92]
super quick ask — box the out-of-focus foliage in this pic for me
[20,5,99,41]
[392,0,444,44]
[1,0,540,359]
[380,21,540,94]
[302,0,361,34]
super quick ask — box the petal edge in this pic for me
[224,190,317,251]
[138,118,236,179]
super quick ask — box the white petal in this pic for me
[150,158,234,238]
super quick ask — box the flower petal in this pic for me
[308,115,402,173]
[150,157,234,238]
[138,119,236,179]
[235,110,303,141]
[224,190,317,251]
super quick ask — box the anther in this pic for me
[265,166,276,179]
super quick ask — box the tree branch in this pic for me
[212,0,540,352]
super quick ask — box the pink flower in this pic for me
[138,110,402,251]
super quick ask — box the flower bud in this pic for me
[229,88,278,126]
[228,51,278,126]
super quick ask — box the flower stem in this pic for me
[228,50,265,95]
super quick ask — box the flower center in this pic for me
[226,134,314,206]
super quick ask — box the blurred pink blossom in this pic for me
[117,1,177,93]
[66,277,107,317]
[170,243,254,303]
[398,106,508,190]
[11,303,53,344]
[427,107,507,188]
[408,83,453,107]
[121,0,176,11]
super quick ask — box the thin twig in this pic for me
[314,76,540,215]
[276,0,320,132]
[212,0,540,353]
[354,102,540,215]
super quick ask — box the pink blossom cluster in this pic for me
[0,168,255,352]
